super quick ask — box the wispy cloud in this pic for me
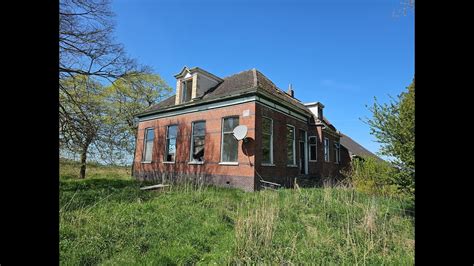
[320,79,360,92]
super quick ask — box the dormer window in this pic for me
[181,78,193,103]
[174,66,223,106]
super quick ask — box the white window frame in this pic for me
[324,137,330,162]
[261,117,273,165]
[142,128,154,163]
[164,124,178,163]
[220,116,240,164]
[308,136,317,162]
[189,121,206,164]
[286,124,296,166]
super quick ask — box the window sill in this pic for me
[219,162,239,166]
[188,161,204,165]
[163,161,175,164]
[287,164,298,168]
[141,161,152,164]
[261,163,275,167]
[309,160,317,163]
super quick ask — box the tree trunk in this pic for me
[79,148,88,179]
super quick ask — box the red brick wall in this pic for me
[133,100,349,191]
[254,103,310,188]
[254,103,346,187]
[133,102,257,191]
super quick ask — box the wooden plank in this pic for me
[140,184,170,190]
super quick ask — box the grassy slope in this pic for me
[60,163,414,265]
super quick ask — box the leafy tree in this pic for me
[59,75,108,179]
[100,73,172,164]
[347,157,398,196]
[365,80,415,195]
[60,73,171,178]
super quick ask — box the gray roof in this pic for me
[339,133,384,162]
[139,69,312,117]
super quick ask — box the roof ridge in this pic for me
[219,68,256,80]
[252,68,258,87]
[255,70,305,104]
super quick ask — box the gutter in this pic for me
[136,87,313,120]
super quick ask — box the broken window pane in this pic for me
[191,121,206,162]
[287,126,295,165]
[166,125,178,162]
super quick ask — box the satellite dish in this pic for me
[233,125,248,141]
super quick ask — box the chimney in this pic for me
[287,84,294,98]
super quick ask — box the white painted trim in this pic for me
[141,161,152,164]
[162,161,175,164]
[188,161,205,165]
[219,162,239,166]
[139,94,310,124]
[139,96,258,122]
[261,163,276,167]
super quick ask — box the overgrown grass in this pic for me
[60,158,131,180]
[60,162,414,265]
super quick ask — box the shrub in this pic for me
[346,157,398,196]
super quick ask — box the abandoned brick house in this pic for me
[132,66,379,191]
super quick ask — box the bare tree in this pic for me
[59,0,170,178]
[393,0,415,17]
[59,0,145,81]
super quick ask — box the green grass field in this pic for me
[60,162,414,265]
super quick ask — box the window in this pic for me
[287,125,296,165]
[262,117,273,164]
[181,79,192,103]
[324,137,330,162]
[221,117,239,162]
[142,128,154,162]
[335,142,341,164]
[190,121,206,162]
[309,136,317,161]
[165,125,178,162]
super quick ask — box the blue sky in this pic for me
[111,0,414,157]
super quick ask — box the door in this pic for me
[299,141,305,174]
[299,129,308,175]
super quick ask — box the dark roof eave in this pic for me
[136,87,313,120]
[136,90,259,118]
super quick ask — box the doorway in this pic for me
[299,129,308,175]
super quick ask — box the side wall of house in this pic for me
[133,102,257,191]
[254,103,350,188]
[316,128,345,178]
[254,103,310,188]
